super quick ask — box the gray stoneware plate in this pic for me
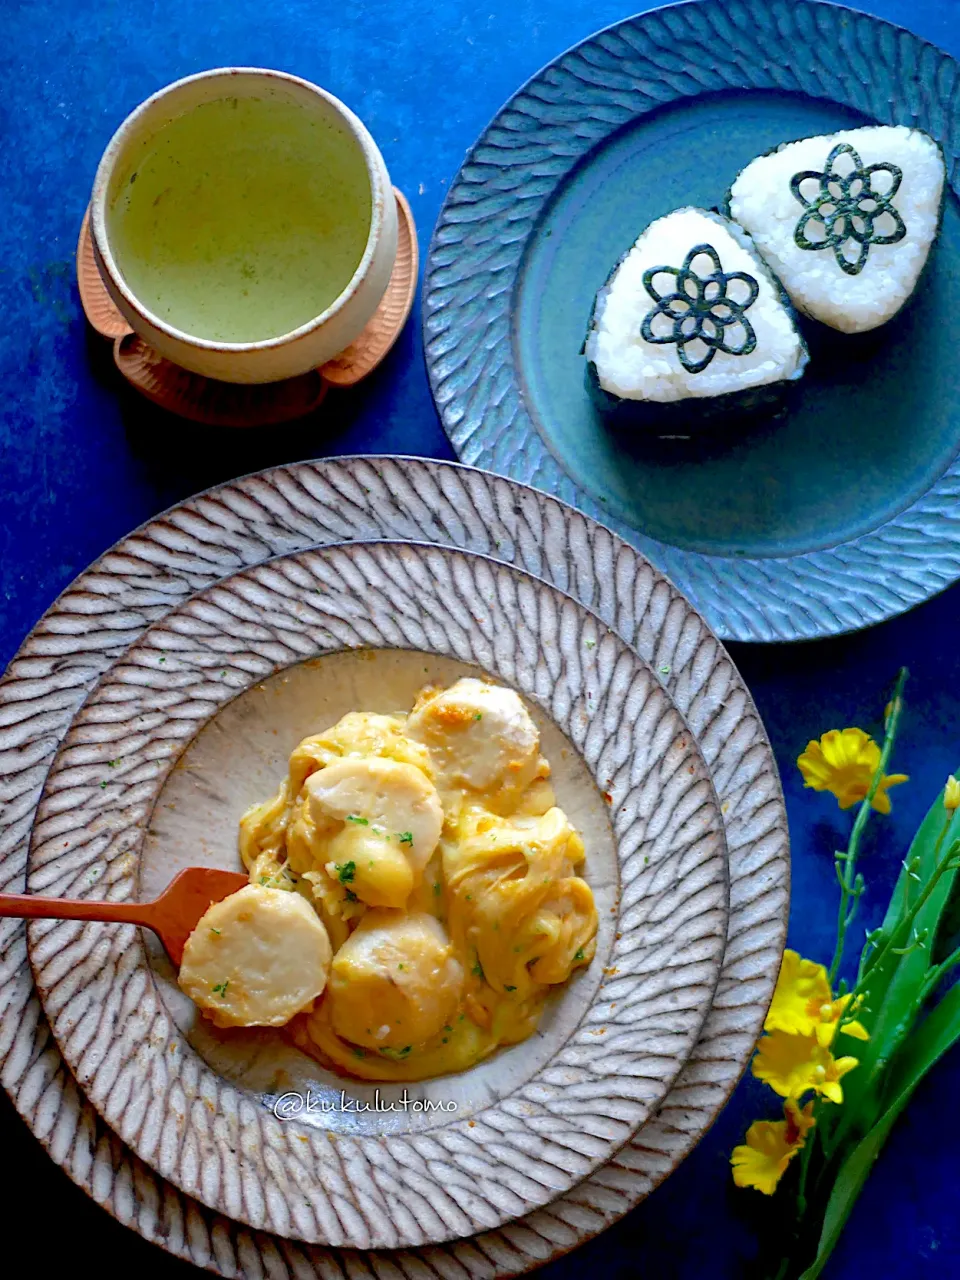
[423,0,960,642]
[0,457,787,1276]
[25,540,728,1249]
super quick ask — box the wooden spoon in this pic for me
[0,867,249,966]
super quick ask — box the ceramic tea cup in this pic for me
[90,67,398,383]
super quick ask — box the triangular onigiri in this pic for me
[584,207,807,412]
[729,126,945,333]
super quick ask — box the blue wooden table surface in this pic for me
[3,1,960,1274]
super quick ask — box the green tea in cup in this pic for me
[107,92,373,344]
[92,69,398,383]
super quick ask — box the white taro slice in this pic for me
[179,885,332,1028]
[728,126,946,334]
[584,208,808,426]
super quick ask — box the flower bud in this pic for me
[945,776,960,813]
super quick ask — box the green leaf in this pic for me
[798,1112,895,1280]
[932,867,960,965]
[799,981,960,1280]
[835,792,960,1148]
[882,978,960,1116]
[861,785,958,980]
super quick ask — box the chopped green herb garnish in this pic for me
[353,1047,366,1058]
[398,963,405,971]
[337,861,357,884]
[585,639,596,650]
[433,881,442,896]
[465,893,472,901]
[259,874,270,885]
[472,960,484,980]
[381,1045,412,1059]
[398,831,413,846]
[504,985,516,992]
[210,928,222,936]
[212,981,229,997]
[345,889,358,903]
[100,781,108,789]
[107,759,121,768]
[443,1024,452,1033]
[346,815,369,826]
[474,712,482,721]
[574,948,585,961]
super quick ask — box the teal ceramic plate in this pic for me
[423,0,960,642]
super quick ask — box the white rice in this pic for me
[729,126,944,334]
[585,208,805,403]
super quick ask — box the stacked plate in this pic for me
[0,457,787,1275]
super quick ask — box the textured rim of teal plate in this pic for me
[422,0,960,643]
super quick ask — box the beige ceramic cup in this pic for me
[90,68,398,384]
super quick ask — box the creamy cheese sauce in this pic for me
[180,678,598,1082]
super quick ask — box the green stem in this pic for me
[840,839,960,1102]
[919,940,960,1004]
[795,1123,816,1216]
[855,809,953,990]
[927,820,950,890]
[772,1256,792,1280]
[891,813,948,953]
[828,668,908,987]
[854,839,960,995]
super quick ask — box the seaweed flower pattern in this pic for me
[641,245,759,375]
[791,143,906,276]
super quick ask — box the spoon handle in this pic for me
[0,893,155,928]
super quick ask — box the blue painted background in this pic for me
[2,1,960,1274]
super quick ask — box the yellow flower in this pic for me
[784,1097,817,1143]
[753,1029,860,1103]
[814,994,870,1048]
[731,1100,816,1195]
[765,951,869,1047]
[945,775,960,813]
[797,728,908,814]
[766,950,831,1036]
